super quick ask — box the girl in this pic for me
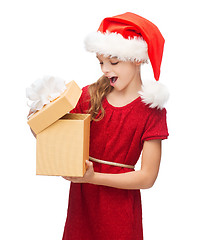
[62,12,169,240]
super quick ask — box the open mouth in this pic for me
[109,76,118,84]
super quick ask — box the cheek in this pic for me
[118,66,135,79]
[126,65,137,77]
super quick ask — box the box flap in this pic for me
[27,80,82,134]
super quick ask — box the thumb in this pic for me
[86,160,93,168]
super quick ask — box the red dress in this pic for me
[62,86,168,240]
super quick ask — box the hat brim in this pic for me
[84,31,149,62]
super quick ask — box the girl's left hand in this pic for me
[62,160,95,184]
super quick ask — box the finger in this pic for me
[69,177,82,181]
[86,160,93,168]
[62,176,71,181]
[27,109,35,119]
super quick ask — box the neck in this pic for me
[113,70,142,99]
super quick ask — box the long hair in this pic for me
[88,75,113,121]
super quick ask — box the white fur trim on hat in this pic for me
[139,81,169,110]
[84,31,148,62]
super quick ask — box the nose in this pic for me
[101,63,110,75]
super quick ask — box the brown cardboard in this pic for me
[36,113,90,177]
[27,80,82,134]
[27,80,91,177]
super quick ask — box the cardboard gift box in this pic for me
[27,80,91,177]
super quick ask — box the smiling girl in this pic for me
[62,12,169,240]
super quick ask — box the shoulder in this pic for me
[70,85,90,114]
[81,85,90,93]
[139,98,168,122]
[133,95,168,134]
[79,85,91,112]
[80,85,90,102]
[139,102,169,142]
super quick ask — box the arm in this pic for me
[63,139,162,190]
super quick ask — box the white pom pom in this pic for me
[139,81,169,110]
[26,76,67,111]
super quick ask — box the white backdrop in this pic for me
[0,0,202,239]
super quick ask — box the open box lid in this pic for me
[27,80,82,134]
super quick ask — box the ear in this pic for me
[134,60,143,66]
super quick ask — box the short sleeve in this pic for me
[70,85,90,114]
[141,108,169,143]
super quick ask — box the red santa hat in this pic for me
[85,12,169,109]
[85,12,165,81]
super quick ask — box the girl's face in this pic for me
[96,54,141,92]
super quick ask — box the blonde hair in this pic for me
[88,75,113,121]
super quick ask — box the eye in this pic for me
[111,61,119,65]
[99,62,103,65]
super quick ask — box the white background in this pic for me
[0,0,202,239]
